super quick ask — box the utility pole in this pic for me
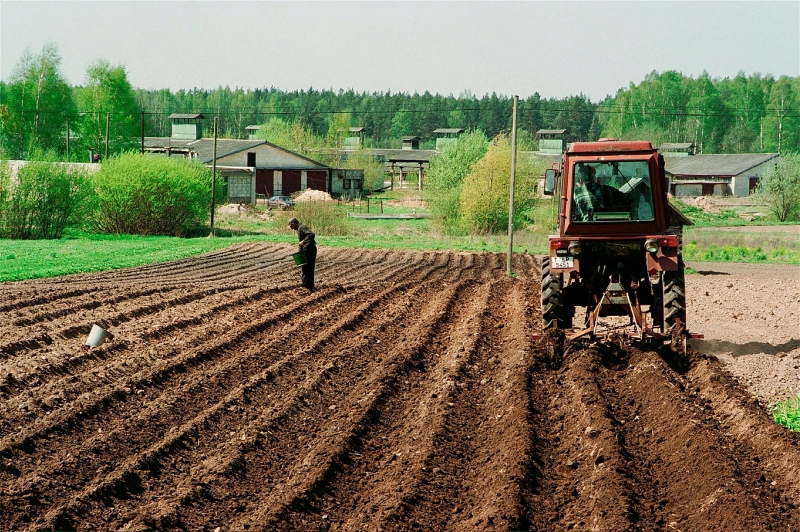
[506,95,518,276]
[105,113,110,160]
[141,110,145,154]
[210,116,218,236]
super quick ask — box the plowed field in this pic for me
[1,243,798,531]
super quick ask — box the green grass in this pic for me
[772,396,800,432]
[0,231,293,282]
[683,227,800,264]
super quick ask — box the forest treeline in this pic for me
[1,44,798,161]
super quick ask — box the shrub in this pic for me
[91,153,222,236]
[0,157,94,239]
[287,200,350,237]
[757,153,800,222]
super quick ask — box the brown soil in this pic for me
[1,244,798,531]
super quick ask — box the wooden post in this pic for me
[507,95,518,276]
[418,163,422,192]
[105,113,110,160]
[210,117,218,235]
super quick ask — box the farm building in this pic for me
[144,114,360,204]
[663,153,779,197]
[433,128,463,150]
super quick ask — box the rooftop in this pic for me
[665,153,778,176]
[168,113,205,120]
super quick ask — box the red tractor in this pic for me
[541,139,699,348]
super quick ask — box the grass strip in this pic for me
[0,234,289,282]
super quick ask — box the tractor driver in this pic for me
[572,164,632,221]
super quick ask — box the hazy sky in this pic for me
[2,1,798,101]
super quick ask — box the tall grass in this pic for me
[287,200,351,237]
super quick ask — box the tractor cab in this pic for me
[540,140,700,350]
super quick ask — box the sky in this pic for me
[1,1,798,102]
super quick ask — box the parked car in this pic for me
[267,195,295,210]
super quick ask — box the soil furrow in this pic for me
[111,281,441,531]
[400,278,537,531]
[1,244,795,531]
[296,281,493,532]
[4,253,464,529]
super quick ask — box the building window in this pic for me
[247,152,256,167]
[342,179,351,189]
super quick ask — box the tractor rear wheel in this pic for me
[542,256,568,330]
[662,259,687,332]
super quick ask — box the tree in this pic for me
[684,71,725,153]
[757,153,800,221]
[458,133,544,234]
[763,76,798,154]
[3,43,76,159]
[389,111,413,142]
[75,59,139,158]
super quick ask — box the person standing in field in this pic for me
[288,217,316,292]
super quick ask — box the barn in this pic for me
[664,153,779,197]
[144,114,335,204]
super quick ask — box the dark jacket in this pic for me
[297,224,316,248]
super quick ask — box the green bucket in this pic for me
[291,250,307,266]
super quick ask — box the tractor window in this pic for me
[571,161,654,222]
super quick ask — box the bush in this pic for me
[288,200,350,237]
[91,153,222,236]
[458,133,547,234]
[0,158,94,239]
[424,130,489,233]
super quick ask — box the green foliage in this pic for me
[74,59,139,157]
[91,153,220,236]
[772,396,800,432]
[338,149,385,193]
[253,117,324,159]
[424,130,489,232]
[2,44,76,158]
[0,155,94,239]
[289,200,350,237]
[756,153,800,221]
[458,133,547,234]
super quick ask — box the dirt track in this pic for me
[1,243,798,531]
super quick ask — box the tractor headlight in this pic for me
[568,241,582,256]
[644,239,659,254]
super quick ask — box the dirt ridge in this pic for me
[1,244,798,531]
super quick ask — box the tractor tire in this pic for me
[662,259,687,332]
[541,256,568,330]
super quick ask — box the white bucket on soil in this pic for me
[86,324,113,347]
